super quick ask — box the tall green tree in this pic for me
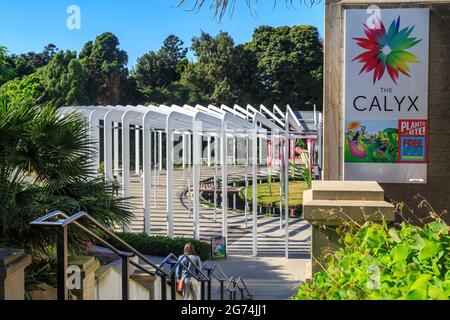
[41,50,89,107]
[1,50,89,108]
[180,31,257,105]
[158,35,188,84]
[0,73,44,105]
[133,35,188,90]
[247,25,323,110]
[0,46,16,86]
[133,51,162,89]
[81,33,129,105]
[11,44,58,78]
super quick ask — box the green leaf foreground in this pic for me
[295,219,450,300]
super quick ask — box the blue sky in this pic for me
[0,0,324,67]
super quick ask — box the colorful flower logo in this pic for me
[352,17,422,84]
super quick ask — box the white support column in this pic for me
[279,138,283,230]
[272,132,276,172]
[159,131,163,172]
[213,137,218,222]
[182,133,186,187]
[318,112,323,180]
[258,132,263,165]
[135,125,140,174]
[233,137,237,211]
[284,113,290,259]
[114,122,120,177]
[122,122,130,199]
[182,133,187,169]
[192,121,201,240]
[89,116,100,176]
[121,118,131,232]
[232,137,236,165]
[104,119,113,180]
[252,125,258,257]
[221,125,228,251]
[244,135,249,227]
[187,132,192,217]
[166,126,174,239]
[207,136,211,167]
[143,116,152,235]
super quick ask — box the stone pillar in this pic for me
[303,181,395,274]
[130,272,158,300]
[67,256,100,300]
[0,248,32,300]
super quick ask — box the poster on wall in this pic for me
[211,237,227,260]
[344,8,429,183]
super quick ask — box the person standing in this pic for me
[176,243,203,300]
[112,175,120,196]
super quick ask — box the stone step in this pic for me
[303,190,395,225]
[310,181,385,201]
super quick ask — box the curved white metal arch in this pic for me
[58,103,319,258]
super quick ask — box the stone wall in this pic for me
[323,0,450,221]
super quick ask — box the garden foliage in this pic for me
[295,218,449,300]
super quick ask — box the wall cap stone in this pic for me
[0,248,32,280]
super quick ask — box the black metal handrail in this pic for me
[30,210,170,300]
[31,210,253,301]
[226,276,252,300]
[204,262,229,300]
[235,276,252,300]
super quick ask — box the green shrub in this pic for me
[25,258,57,300]
[108,232,211,261]
[295,219,449,300]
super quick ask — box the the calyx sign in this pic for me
[344,8,429,184]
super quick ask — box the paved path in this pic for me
[207,255,310,300]
[133,254,310,300]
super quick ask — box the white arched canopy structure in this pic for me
[58,104,322,257]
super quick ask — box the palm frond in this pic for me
[178,0,322,19]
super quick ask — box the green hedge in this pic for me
[108,233,211,261]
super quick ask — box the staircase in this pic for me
[29,210,252,301]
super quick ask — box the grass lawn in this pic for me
[240,181,309,207]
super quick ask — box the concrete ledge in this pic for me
[0,248,32,280]
[304,195,395,226]
[303,181,396,274]
[311,181,385,201]
[0,248,32,300]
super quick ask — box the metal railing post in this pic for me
[240,288,244,300]
[220,280,224,300]
[121,256,129,300]
[200,280,205,300]
[207,269,212,300]
[56,226,68,301]
[170,262,177,300]
[161,274,167,300]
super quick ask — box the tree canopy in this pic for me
[0,26,323,111]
